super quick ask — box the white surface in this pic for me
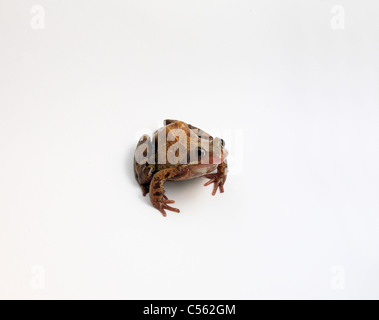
[0,0,379,299]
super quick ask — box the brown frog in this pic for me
[134,120,228,216]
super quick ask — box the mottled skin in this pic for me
[134,120,228,216]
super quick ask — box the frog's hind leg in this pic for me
[134,134,156,196]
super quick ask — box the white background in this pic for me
[0,0,378,299]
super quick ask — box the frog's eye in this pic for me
[220,139,225,147]
[197,148,206,159]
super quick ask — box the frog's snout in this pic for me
[211,149,227,164]
[211,137,228,164]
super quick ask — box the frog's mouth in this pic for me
[212,149,228,164]
[202,149,228,165]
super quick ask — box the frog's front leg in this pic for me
[150,168,181,217]
[204,160,228,195]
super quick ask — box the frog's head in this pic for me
[160,120,228,170]
[188,135,228,166]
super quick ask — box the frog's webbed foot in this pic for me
[204,161,228,196]
[204,173,226,195]
[151,195,180,217]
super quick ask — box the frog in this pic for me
[134,120,228,216]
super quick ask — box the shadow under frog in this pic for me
[134,120,228,217]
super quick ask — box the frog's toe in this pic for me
[211,182,220,196]
[156,206,167,217]
[159,204,180,217]
[204,177,216,187]
[152,198,180,217]
[162,194,175,204]
[163,204,180,213]
[204,174,225,196]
